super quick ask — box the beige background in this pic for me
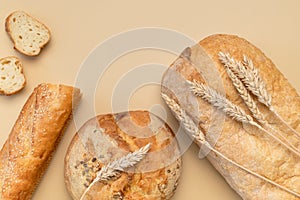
[1,0,300,199]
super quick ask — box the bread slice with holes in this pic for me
[0,56,26,95]
[5,11,51,56]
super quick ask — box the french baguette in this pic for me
[0,83,81,200]
[161,34,300,199]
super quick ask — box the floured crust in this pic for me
[64,111,182,200]
[161,34,300,199]
[0,83,81,200]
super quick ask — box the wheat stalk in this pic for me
[219,52,272,107]
[219,52,262,121]
[221,52,300,139]
[220,52,300,139]
[241,54,272,107]
[223,63,266,124]
[161,93,300,198]
[79,143,151,200]
[242,54,300,139]
[189,81,300,157]
[188,81,255,125]
[161,93,206,143]
[219,53,300,155]
[242,55,257,75]
[219,52,250,81]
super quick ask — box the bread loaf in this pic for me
[161,34,300,199]
[64,111,182,200]
[0,83,81,200]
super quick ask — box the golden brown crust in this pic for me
[5,11,51,57]
[64,111,182,200]
[161,34,300,199]
[0,83,81,200]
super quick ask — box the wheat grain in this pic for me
[188,81,255,125]
[242,55,256,73]
[219,52,265,123]
[219,52,248,80]
[242,54,272,107]
[161,92,300,198]
[95,144,151,180]
[79,143,151,200]
[219,52,272,107]
[161,93,205,142]
[224,66,266,124]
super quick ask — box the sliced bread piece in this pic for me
[5,11,51,56]
[0,56,26,95]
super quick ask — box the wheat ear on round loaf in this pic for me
[79,144,151,200]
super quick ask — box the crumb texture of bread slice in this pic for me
[5,11,51,56]
[0,56,26,95]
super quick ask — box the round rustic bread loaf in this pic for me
[64,111,182,200]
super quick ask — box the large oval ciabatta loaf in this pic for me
[0,83,81,200]
[161,34,300,200]
[64,111,182,200]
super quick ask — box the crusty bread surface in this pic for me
[0,83,81,200]
[0,56,26,95]
[5,11,51,56]
[65,111,182,200]
[161,34,300,200]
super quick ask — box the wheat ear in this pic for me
[223,65,266,124]
[219,53,300,154]
[219,52,272,107]
[161,93,206,143]
[188,80,256,125]
[189,81,300,157]
[243,55,300,139]
[220,51,300,139]
[161,93,300,198]
[79,143,151,200]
